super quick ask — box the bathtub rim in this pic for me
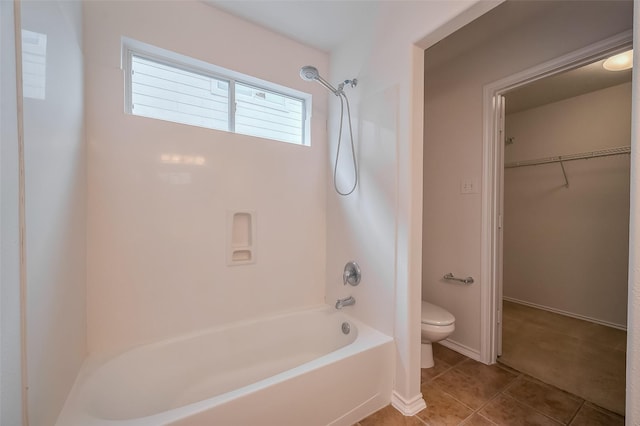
[84,303,357,375]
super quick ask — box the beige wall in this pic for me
[504,83,631,328]
[21,1,87,424]
[84,1,329,354]
[423,1,633,355]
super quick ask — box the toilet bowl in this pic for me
[421,301,455,368]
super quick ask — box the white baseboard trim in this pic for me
[503,297,627,331]
[391,391,426,416]
[439,339,482,362]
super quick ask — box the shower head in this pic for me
[299,65,340,95]
[300,65,320,81]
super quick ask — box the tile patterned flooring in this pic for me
[355,344,625,426]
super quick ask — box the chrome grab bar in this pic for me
[443,273,474,285]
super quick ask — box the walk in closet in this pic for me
[500,60,631,415]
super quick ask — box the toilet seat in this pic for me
[421,301,455,326]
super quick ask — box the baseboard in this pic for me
[439,339,481,362]
[391,391,426,416]
[503,297,627,331]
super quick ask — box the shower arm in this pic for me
[316,75,341,96]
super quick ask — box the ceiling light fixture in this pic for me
[603,49,633,71]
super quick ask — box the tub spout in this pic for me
[335,296,355,309]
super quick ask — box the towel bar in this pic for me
[443,273,474,285]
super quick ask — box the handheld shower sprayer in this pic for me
[299,65,358,196]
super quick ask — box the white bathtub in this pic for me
[56,305,394,426]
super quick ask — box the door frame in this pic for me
[479,30,633,364]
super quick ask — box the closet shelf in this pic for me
[504,146,631,169]
[504,146,631,189]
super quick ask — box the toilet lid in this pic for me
[421,301,455,326]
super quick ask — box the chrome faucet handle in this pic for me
[343,261,361,286]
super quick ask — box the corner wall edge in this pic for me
[391,391,426,416]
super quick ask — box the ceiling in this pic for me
[505,56,632,114]
[205,1,632,114]
[204,0,379,52]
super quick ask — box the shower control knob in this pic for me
[343,261,361,286]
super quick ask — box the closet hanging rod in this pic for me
[505,146,630,169]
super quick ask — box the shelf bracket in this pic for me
[559,160,569,188]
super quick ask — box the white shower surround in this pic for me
[84,1,330,355]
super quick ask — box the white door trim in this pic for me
[479,29,633,364]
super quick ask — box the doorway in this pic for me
[481,31,632,414]
[499,54,630,415]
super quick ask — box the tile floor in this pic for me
[355,343,625,426]
[499,301,626,415]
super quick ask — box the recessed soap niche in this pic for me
[227,210,256,266]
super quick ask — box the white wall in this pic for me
[326,0,500,411]
[503,83,631,328]
[20,1,87,425]
[84,1,329,354]
[424,0,633,355]
[1,1,24,424]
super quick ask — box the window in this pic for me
[123,39,310,146]
[234,82,305,144]
[130,55,230,131]
[22,29,47,100]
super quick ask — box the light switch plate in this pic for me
[461,177,478,194]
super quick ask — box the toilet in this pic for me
[421,301,455,368]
